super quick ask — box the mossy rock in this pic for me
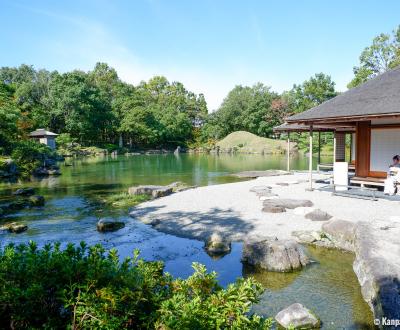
[7,199,30,211]
[0,222,28,233]
[97,218,125,232]
[28,195,45,207]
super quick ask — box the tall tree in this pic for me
[348,26,400,88]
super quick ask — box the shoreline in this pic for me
[129,172,400,324]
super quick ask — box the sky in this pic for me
[1,0,400,111]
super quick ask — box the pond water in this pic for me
[0,154,374,329]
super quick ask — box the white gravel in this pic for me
[130,172,400,242]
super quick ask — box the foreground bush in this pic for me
[0,242,272,329]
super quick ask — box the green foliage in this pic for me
[156,263,273,330]
[0,83,20,154]
[56,133,77,149]
[11,140,53,177]
[0,242,272,329]
[101,192,151,208]
[348,25,400,88]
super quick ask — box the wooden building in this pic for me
[29,129,58,150]
[276,66,400,188]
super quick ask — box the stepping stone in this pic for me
[262,205,286,213]
[97,218,125,232]
[249,186,271,193]
[260,195,279,201]
[305,209,332,221]
[263,199,313,210]
[276,182,289,186]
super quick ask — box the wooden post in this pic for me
[318,131,321,166]
[286,132,290,172]
[333,132,337,163]
[308,125,313,191]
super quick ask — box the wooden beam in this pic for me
[286,132,290,172]
[308,125,313,191]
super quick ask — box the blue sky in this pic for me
[1,0,400,110]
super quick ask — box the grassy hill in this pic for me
[216,131,296,154]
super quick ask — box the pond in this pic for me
[0,153,373,329]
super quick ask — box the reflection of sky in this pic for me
[0,154,371,329]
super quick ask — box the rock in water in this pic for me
[275,303,320,329]
[242,239,310,272]
[128,185,173,198]
[97,218,125,232]
[13,187,35,196]
[1,222,28,233]
[305,209,332,221]
[205,233,231,255]
[28,195,45,207]
[263,198,313,210]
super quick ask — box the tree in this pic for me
[285,73,337,114]
[0,83,20,153]
[348,26,400,88]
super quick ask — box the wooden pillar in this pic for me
[318,131,321,165]
[333,132,337,163]
[286,132,290,172]
[308,125,313,191]
[355,121,371,177]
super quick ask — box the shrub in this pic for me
[0,242,272,329]
[11,140,54,177]
[56,133,77,149]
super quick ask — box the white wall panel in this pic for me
[370,129,400,172]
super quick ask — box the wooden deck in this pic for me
[350,176,385,188]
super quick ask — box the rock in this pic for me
[28,195,45,207]
[321,219,356,251]
[96,218,125,232]
[276,182,289,186]
[249,186,271,193]
[128,185,173,198]
[13,187,35,196]
[275,303,320,329]
[262,204,286,213]
[292,230,322,244]
[167,182,195,192]
[1,222,28,233]
[142,216,161,226]
[7,199,29,210]
[305,209,332,221]
[259,195,279,201]
[263,199,314,210]
[293,207,315,216]
[242,238,310,272]
[205,233,231,255]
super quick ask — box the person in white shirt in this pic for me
[384,155,400,195]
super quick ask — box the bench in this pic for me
[350,176,385,188]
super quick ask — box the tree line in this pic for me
[1,25,399,154]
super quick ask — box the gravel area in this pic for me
[130,172,400,242]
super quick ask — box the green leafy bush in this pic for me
[0,242,272,329]
[56,133,77,149]
[11,140,54,177]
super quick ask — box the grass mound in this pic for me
[216,131,293,154]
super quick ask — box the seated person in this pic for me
[384,155,400,195]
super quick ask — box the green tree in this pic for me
[348,26,400,88]
[0,83,20,153]
[286,73,337,114]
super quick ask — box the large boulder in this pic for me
[242,238,310,272]
[0,222,28,233]
[128,185,173,198]
[262,204,286,213]
[7,199,29,211]
[275,303,320,329]
[305,209,332,222]
[322,219,356,251]
[13,187,35,196]
[96,218,125,232]
[28,195,45,207]
[263,199,313,210]
[204,233,231,255]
